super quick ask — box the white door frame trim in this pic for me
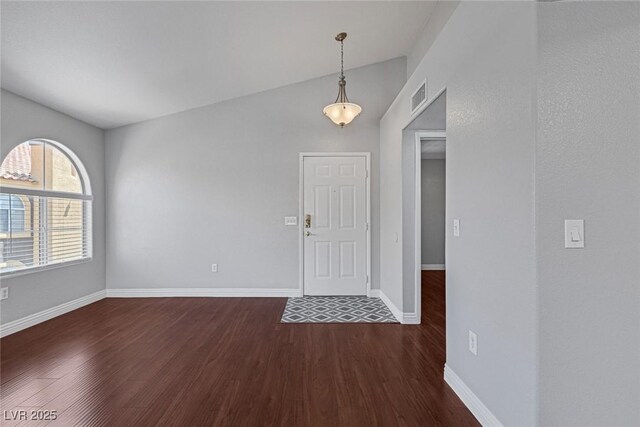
[414,131,446,322]
[298,152,372,297]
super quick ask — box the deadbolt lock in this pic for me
[305,214,311,228]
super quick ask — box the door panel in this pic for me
[314,186,331,229]
[303,156,367,296]
[339,186,356,229]
[314,241,331,278]
[339,241,356,278]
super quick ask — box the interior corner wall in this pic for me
[104,58,406,292]
[0,89,106,324]
[536,2,640,425]
[401,129,418,314]
[380,2,537,425]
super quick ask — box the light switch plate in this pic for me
[0,287,8,300]
[564,219,584,248]
[284,216,297,226]
[468,330,478,355]
[453,219,460,237]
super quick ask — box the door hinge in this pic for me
[366,169,369,178]
[366,275,369,283]
[365,222,369,231]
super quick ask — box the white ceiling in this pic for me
[1,1,437,129]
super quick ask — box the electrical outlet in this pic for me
[468,330,478,355]
[211,264,218,273]
[0,287,8,301]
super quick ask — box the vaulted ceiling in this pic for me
[1,1,437,129]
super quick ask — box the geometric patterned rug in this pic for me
[281,296,398,323]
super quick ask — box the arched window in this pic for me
[0,140,92,275]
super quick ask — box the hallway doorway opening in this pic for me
[401,89,446,323]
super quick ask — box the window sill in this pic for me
[0,257,93,280]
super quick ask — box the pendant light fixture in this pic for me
[323,32,362,127]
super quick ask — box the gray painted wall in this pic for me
[443,5,537,425]
[536,2,640,425]
[105,58,406,291]
[421,159,445,265]
[401,129,418,314]
[0,89,106,324]
[384,1,638,424]
[381,2,537,425]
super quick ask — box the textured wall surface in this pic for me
[537,2,640,425]
[105,58,406,292]
[0,89,106,324]
[380,2,537,425]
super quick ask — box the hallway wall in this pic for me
[421,159,445,265]
[380,2,537,424]
[536,2,640,425]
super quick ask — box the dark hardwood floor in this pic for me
[1,271,478,426]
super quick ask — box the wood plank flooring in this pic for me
[1,271,479,426]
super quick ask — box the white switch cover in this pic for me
[211,264,218,273]
[453,219,460,237]
[564,220,584,248]
[0,287,8,300]
[284,216,297,226]
[468,330,478,355]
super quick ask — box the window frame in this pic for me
[0,194,26,233]
[0,139,93,278]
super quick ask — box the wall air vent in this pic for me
[410,79,427,115]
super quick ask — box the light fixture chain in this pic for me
[340,39,344,79]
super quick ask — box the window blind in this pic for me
[0,190,92,275]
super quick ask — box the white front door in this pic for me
[303,155,368,295]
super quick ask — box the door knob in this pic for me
[305,231,315,237]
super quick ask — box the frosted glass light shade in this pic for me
[323,102,362,127]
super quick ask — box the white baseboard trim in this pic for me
[402,312,420,324]
[421,264,446,270]
[378,290,403,322]
[0,290,106,338]
[368,289,380,298]
[444,364,503,427]
[378,290,420,324]
[378,291,421,324]
[106,288,300,298]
